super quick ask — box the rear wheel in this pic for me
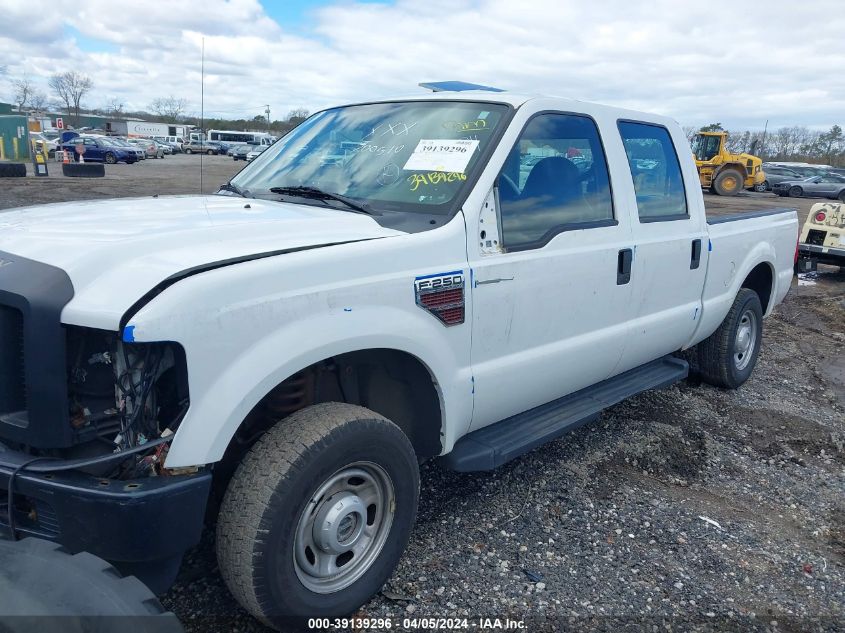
[754,181,768,193]
[688,288,763,389]
[838,190,845,203]
[789,185,803,198]
[216,402,419,627]
[713,169,745,196]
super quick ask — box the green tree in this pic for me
[700,123,724,132]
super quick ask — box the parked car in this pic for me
[108,137,146,161]
[183,140,225,155]
[772,173,845,200]
[127,138,164,159]
[60,136,138,164]
[1,90,798,623]
[153,139,173,155]
[756,164,804,191]
[153,136,185,153]
[246,145,268,162]
[231,144,255,161]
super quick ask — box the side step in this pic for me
[444,356,689,472]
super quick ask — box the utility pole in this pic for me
[265,104,270,133]
[761,119,768,158]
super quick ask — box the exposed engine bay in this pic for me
[64,327,190,478]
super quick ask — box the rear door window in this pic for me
[618,121,688,221]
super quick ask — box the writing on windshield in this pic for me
[231,101,508,213]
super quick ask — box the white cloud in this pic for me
[0,0,842,129]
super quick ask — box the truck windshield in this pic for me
[230,101,509,214]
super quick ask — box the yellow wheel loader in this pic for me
[691,131,766,196]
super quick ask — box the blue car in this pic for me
[61,136,138,164]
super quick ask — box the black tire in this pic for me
[104,152,117,164]
[713,169,745,196]
[207,149,214,155]
[789,185,803,198]
[754,180,768,193]
[216,402,419,627]
[687,288,763,389]
[0,537,182,633]
[185,148,193,154]
[838,190,845,203]
[62,163,106,178]
[0,162,26,177]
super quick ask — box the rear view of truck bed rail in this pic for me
[707,207,797,224]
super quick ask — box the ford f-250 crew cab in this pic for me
[0,88,797,626]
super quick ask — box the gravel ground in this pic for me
[1,160,842,631]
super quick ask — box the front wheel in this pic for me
[713,169,745,196]
[687,288,763,389]
[754,181,768,193]
[789,186,803,198]
[185,148,193,154]
[217,403,419,627]
[207,149,214,155]
[104,152,117,164]
[838,190,845,203]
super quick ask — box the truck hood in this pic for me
[0,195,404,330]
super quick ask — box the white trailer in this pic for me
[107,120,190,139]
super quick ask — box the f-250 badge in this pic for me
[414,271,465,326]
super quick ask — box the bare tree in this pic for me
[49,71,93,125]
[286,108,309,122]
[12,77,33,112]
[682,125,697,143]
[29,91,48,113]
[105,97,125,120]
[149,96,188,120]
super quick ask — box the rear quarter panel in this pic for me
[693,211,798,346]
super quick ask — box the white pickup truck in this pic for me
[0,87,797,625]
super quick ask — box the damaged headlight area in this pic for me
[64,326,190,478]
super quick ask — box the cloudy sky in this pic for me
[0,0,842,130]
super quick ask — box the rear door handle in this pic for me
[690,239,702,270]
[617,248,632,285]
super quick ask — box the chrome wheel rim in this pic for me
[293,461,395,594]
[733,309,757,371]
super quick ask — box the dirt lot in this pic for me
[1,160,842,631]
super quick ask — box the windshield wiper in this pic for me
[218,182,250,197]
[268,186,378,215]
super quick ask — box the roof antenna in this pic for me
[200,36,205,195]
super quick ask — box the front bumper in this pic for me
[799,242,845,265]
[0,443,211,567]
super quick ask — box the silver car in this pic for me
[772,173,845,201]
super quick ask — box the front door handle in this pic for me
[617,248,632,285]
[691,239,702,270]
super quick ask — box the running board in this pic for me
[444,356,689,472]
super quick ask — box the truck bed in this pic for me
[707,207,798,225]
